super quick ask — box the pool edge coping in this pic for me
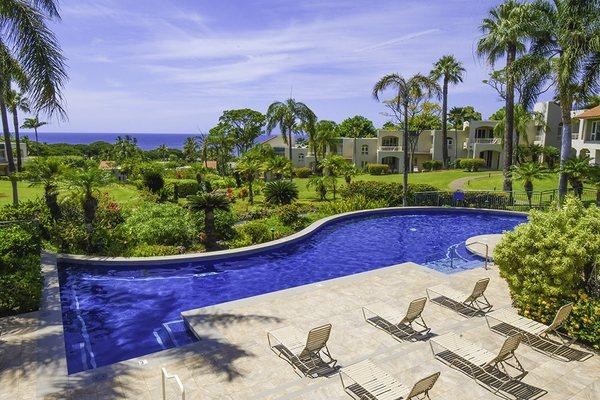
[56,206,528,266]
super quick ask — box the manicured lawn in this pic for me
[466,172,562,192]
[0,180,144,207]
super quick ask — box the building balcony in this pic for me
[378,146,402,152]
[463,138,501,149]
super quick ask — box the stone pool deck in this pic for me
[1,261,598,399]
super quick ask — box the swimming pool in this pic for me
[58,208,526,374]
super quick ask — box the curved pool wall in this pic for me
[57,208,527,374]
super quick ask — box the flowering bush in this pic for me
[494,197,600,348]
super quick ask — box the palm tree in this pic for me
[542,146,560,170]
[263,155,291,180]
[530,0,600,201]
[372,73,440,205]
[560,156,591,199]
[6,90,29,171]
[313,120,339,168]
[510,162,548,206]
[430,55,465,168]
[0,0,66,206]
[62,162,113,252]
[306,175,329,201]
[27,157,62,219]
[235,157,262,204]
[187,192,230,251]
[477,0,536,192]
[319,155,346,199]
[266,98,316,179]
[21,116,47,143]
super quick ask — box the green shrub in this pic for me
[165,179,200,198]
[264,181,299,205]
[340,181,438,207]
[235,220,273,245]
[128,244,182,257]
[367,163,390,175]
[277,204,309,229]
[138,163,165,194]
[193,209,238,242]
[294,167,312,178]
[423,160,443,171]
[494,197,600,348]
[320,195,387,215]
[458,158,486,172]
[0,223,42,317]
[123,203,197,247]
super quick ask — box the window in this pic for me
[475,128,491,139]
[298,153,305,161]
[446,138,453,146]
[361,145,369,155]
[592,121,600,141]
[382,137,398,147]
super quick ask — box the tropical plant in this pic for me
[542,146,560,170]
[20,116,47,142]
[319,155,347,199]
[26,157,62,220]
[263,180,299,205]
[187,192,231,250]
[266,98,316,177]
[218,108,265,155]
[335,115,377,138]
[561,156,591,198]
[140,163,165,194]
[112,135,141,165]
[235,157,262,205]
[477,0,537,192]
[314,119,339,164]
[366,163,390,175]
[531,0,600,200]
[510,162,548,206]
[372,73,440,205]
[306,175,330,201]
[62,162,113,251]
[494,197,600,349]
[263,155,291,180]
[448,106,483,164]
[490,105,545,149]
[5,90,29,171]
[0,0,66,206]
[430,55,465,168]
[586,166,600,206]
[206,124,235,175]
[182,136,198,163]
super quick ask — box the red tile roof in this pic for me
[576,105,600,119]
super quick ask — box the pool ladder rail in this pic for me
[466,241,490,270]
[162,368,186,400]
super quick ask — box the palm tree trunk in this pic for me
[248,181,254,205]
[441,78,449,168]
[503,47,515,193]
[402,102,409,206]
[34,126,39,142]
[557,104,572,202]
[0,88,18,205]
[288,129,293,181]
[12,109,22,171]
[204,209,216,250]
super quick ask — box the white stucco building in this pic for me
[0,141,28,175]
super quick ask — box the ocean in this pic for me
[32,132,276,150]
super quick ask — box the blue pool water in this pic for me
[58,209,526,374]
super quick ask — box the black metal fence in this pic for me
[409,188,598,211]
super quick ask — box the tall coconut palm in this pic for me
[530,0,600,201]
[27,157,62,219]
[372,73,440,205]
[0,0,66,205]
[21,116,47,142]
[430,55,465,168]
[187,192,230,251]
[477,0,536,192]
[266,99,316,179]
[6,90,30,171]
[510,162,548,206]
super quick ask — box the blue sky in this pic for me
[45,0,534,133]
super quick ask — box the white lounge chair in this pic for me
[362,297,430,341]
[485,303,589,361]
[430,332,546,399]
[427,278,492,316]
[340,359,440,400]
[267,324,337,377]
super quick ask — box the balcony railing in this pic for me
[379,146,401,152]
[473,138,500,144]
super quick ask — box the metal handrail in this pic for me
[467,241,490,270]
[162,368,185,400]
